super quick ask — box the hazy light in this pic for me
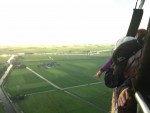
[0,0,149,46]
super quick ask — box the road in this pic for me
[0,56,17,113]
[0,88,16,113]
[0,65,13,85]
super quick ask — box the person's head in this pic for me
[136,29,147,38]
[112,40,142,75]
[135,29,147,46]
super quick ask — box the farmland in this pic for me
[0,101,5,113]
[1,44,114,113]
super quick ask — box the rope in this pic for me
[135,0,138,9]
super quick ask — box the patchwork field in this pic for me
[3,46,113,113]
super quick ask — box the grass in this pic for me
[25,55,109,88]
[4,51,113,113]
[0,44,114,54]
[69,83,112,110]
[4,69,56,96]
[17,90,106,113]
[0,102,5,113]
[0,56,10,63]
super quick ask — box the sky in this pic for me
[0,0,149,46]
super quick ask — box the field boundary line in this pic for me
[25,82,104,96]
[26,67,62,90]
[63,81,104,90]
[64,90,107,113]
[27,67,107,112]
[26,89,57,96]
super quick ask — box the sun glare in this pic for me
[0,0,149,46]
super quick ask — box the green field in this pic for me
[0,102,5,113]
[0,44,114,54]
[17,90,108,113]
[4,69,56,96]
[3,45,113,113]
[0,56,10,63]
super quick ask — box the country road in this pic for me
[0,56,17,113]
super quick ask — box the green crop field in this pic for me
[4,69,56,96]
[0,56,10,63]
[0,44,114,54]
[17,90,107,113]
[0,102,5,113]
[3,45,113,113]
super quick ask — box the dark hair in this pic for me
[134,31,150,96]
[136,29,147,46]
[112,40,142,75]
